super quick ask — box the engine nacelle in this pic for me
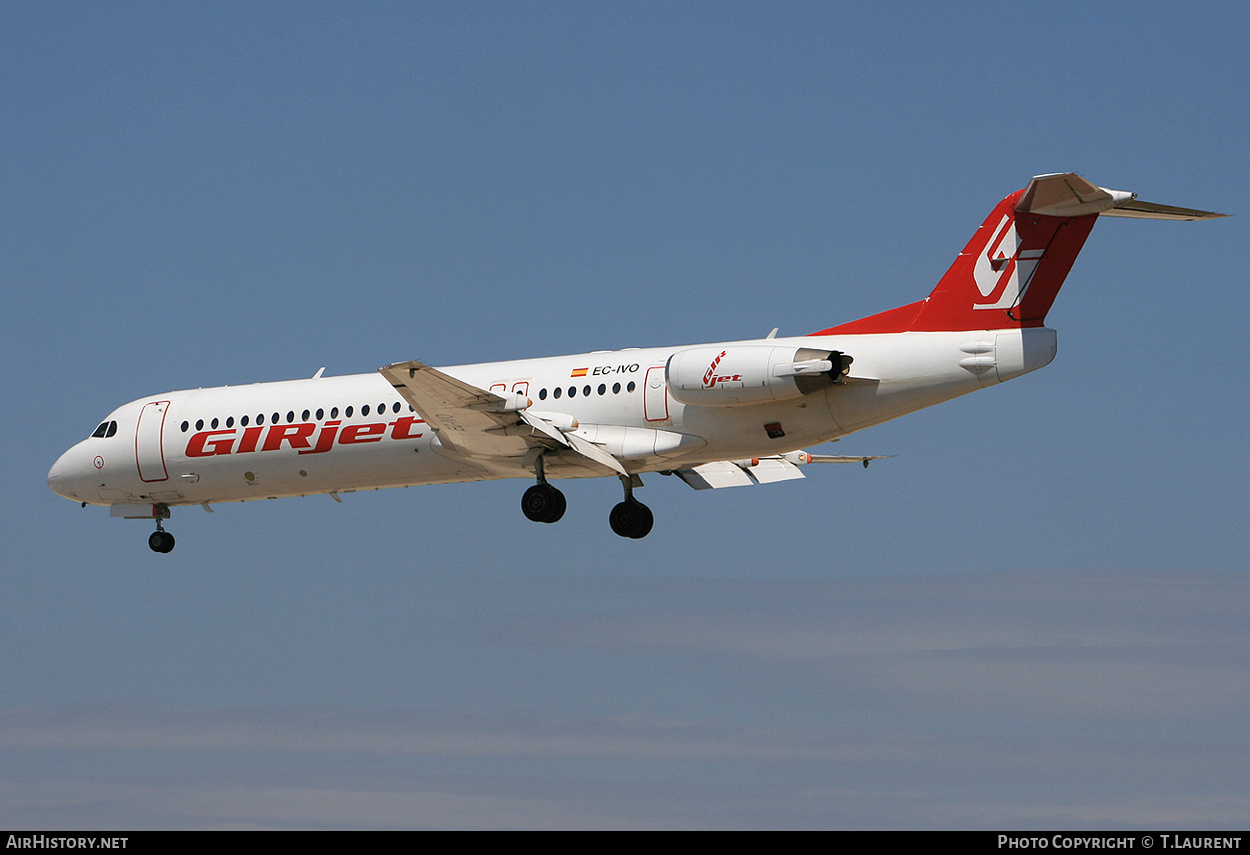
[666,346,851,407]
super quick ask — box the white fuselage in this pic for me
[47,172,1221,550]
[47,327,1056,509]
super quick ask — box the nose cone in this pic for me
[48,451,71,498]
[48,446,86,501]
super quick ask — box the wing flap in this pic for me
[674,461,757,490]
[745,458,805,484]
[673,451,890,490]
[563,430,629,476]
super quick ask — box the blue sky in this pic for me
[2,1,1247,828]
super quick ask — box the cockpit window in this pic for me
[90,420,118,439]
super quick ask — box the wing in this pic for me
[379,360,626,476]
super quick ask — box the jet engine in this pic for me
[666,346,852,407]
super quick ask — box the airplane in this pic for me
[47,173,1223,552]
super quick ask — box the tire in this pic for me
[546,487,567,523]
[521,484,566,523]
[629,502,653,539]
[609,499,653,539]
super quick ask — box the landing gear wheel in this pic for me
[148,530,175,553]
[546,488,566,523]
[609,499,653,539]
[521,483,566,523]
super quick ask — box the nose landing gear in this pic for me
[148,528,175,553]
[148,505,174,553]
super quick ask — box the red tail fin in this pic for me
[817,174,1107,335]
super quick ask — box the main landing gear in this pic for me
[519,460,653,538]
[609,474,652,539]
[521,482,566,523]
[520,454,566,524]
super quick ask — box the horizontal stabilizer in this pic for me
[1018,172,1226,220]
[1103,199,1227,220]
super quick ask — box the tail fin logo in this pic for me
[972,215,1044,311]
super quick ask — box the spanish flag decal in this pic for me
[570,367,588,377]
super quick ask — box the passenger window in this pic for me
[362,404,370,416]
[196,419,204,431]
